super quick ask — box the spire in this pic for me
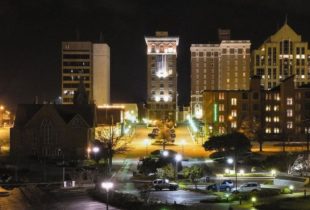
[285,14,288,25]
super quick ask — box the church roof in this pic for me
[14,104,96,127]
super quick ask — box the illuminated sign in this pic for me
[213,103,218,123]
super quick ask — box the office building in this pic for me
[145,31,179,121]
[252,23,310,89]
[61,42,110,105]
[190,39,250,119]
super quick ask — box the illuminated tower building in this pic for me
[253,23,310,89]
[61,42,110,105]
[145,32,179,121]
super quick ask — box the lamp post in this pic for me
[101,182,114,210]
[58,149,65,185]
[143,139,150,156]
[180,139,186,156]
[305,126,310,158]
[93,146,100,162]
[175,154,182,180]
[227,157,237,190]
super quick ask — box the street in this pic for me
[148,189,217,205]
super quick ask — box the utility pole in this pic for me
[108,115,114,174]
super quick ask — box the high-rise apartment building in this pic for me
[190,40,251,119]
[145,32,179,121]
[252,23,310,89]
[62,42,110,105]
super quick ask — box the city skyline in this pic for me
[1,0,310,109]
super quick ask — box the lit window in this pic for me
[231,121,237,128]
[274,128,280,133]
[287,98,293,105]
[287,109,293,117]
[219,126,225,134]
[265,117,271,122]
[273,105,279,111]
[265,105,271,111]
[219,115,224,122]
[231,110,237,117]
[219,92,225,100]
[219,104,225,111]
[287,121,293,129]
[265,128,271,133]
[274,94,280,101]
[273,116,279,122]
[231,98,237,105]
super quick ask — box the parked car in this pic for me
[232,182,261,193]
[206,183,218,191]
[152,179,178,191]
[219,180,234,191]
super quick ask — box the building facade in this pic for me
[203,75,310,141]
[145,32,179,121]
[190,40,251,119]
[62,42,110,105]
[10,104,124,160]
[252,23,310,89]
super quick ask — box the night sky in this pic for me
[1,0,310,110]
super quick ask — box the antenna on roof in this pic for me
[285,14,288,25]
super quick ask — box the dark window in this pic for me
[242,103,247,111]
[63,54,90,59]
[242,92,248,99]
[199,52,204,57]
[230,49,234,54]
[305,92,310,98]
[253,104,259,111]
[253,92,259,99]
[63,61,90,66]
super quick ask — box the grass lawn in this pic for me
[257,196,310,210]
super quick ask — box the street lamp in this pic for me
[175,154,182,180]
[93,146,100,161]
[227,157,237,190]
[143,139,150,156]
[101,181,114,210]
[251,196,257,207]
[180,139,186,155]
[162,150,169,157]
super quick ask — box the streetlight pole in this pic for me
[175,154,182,180]
[58,149,65,185]
[101,182,114,210]
[227,156,237,190]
